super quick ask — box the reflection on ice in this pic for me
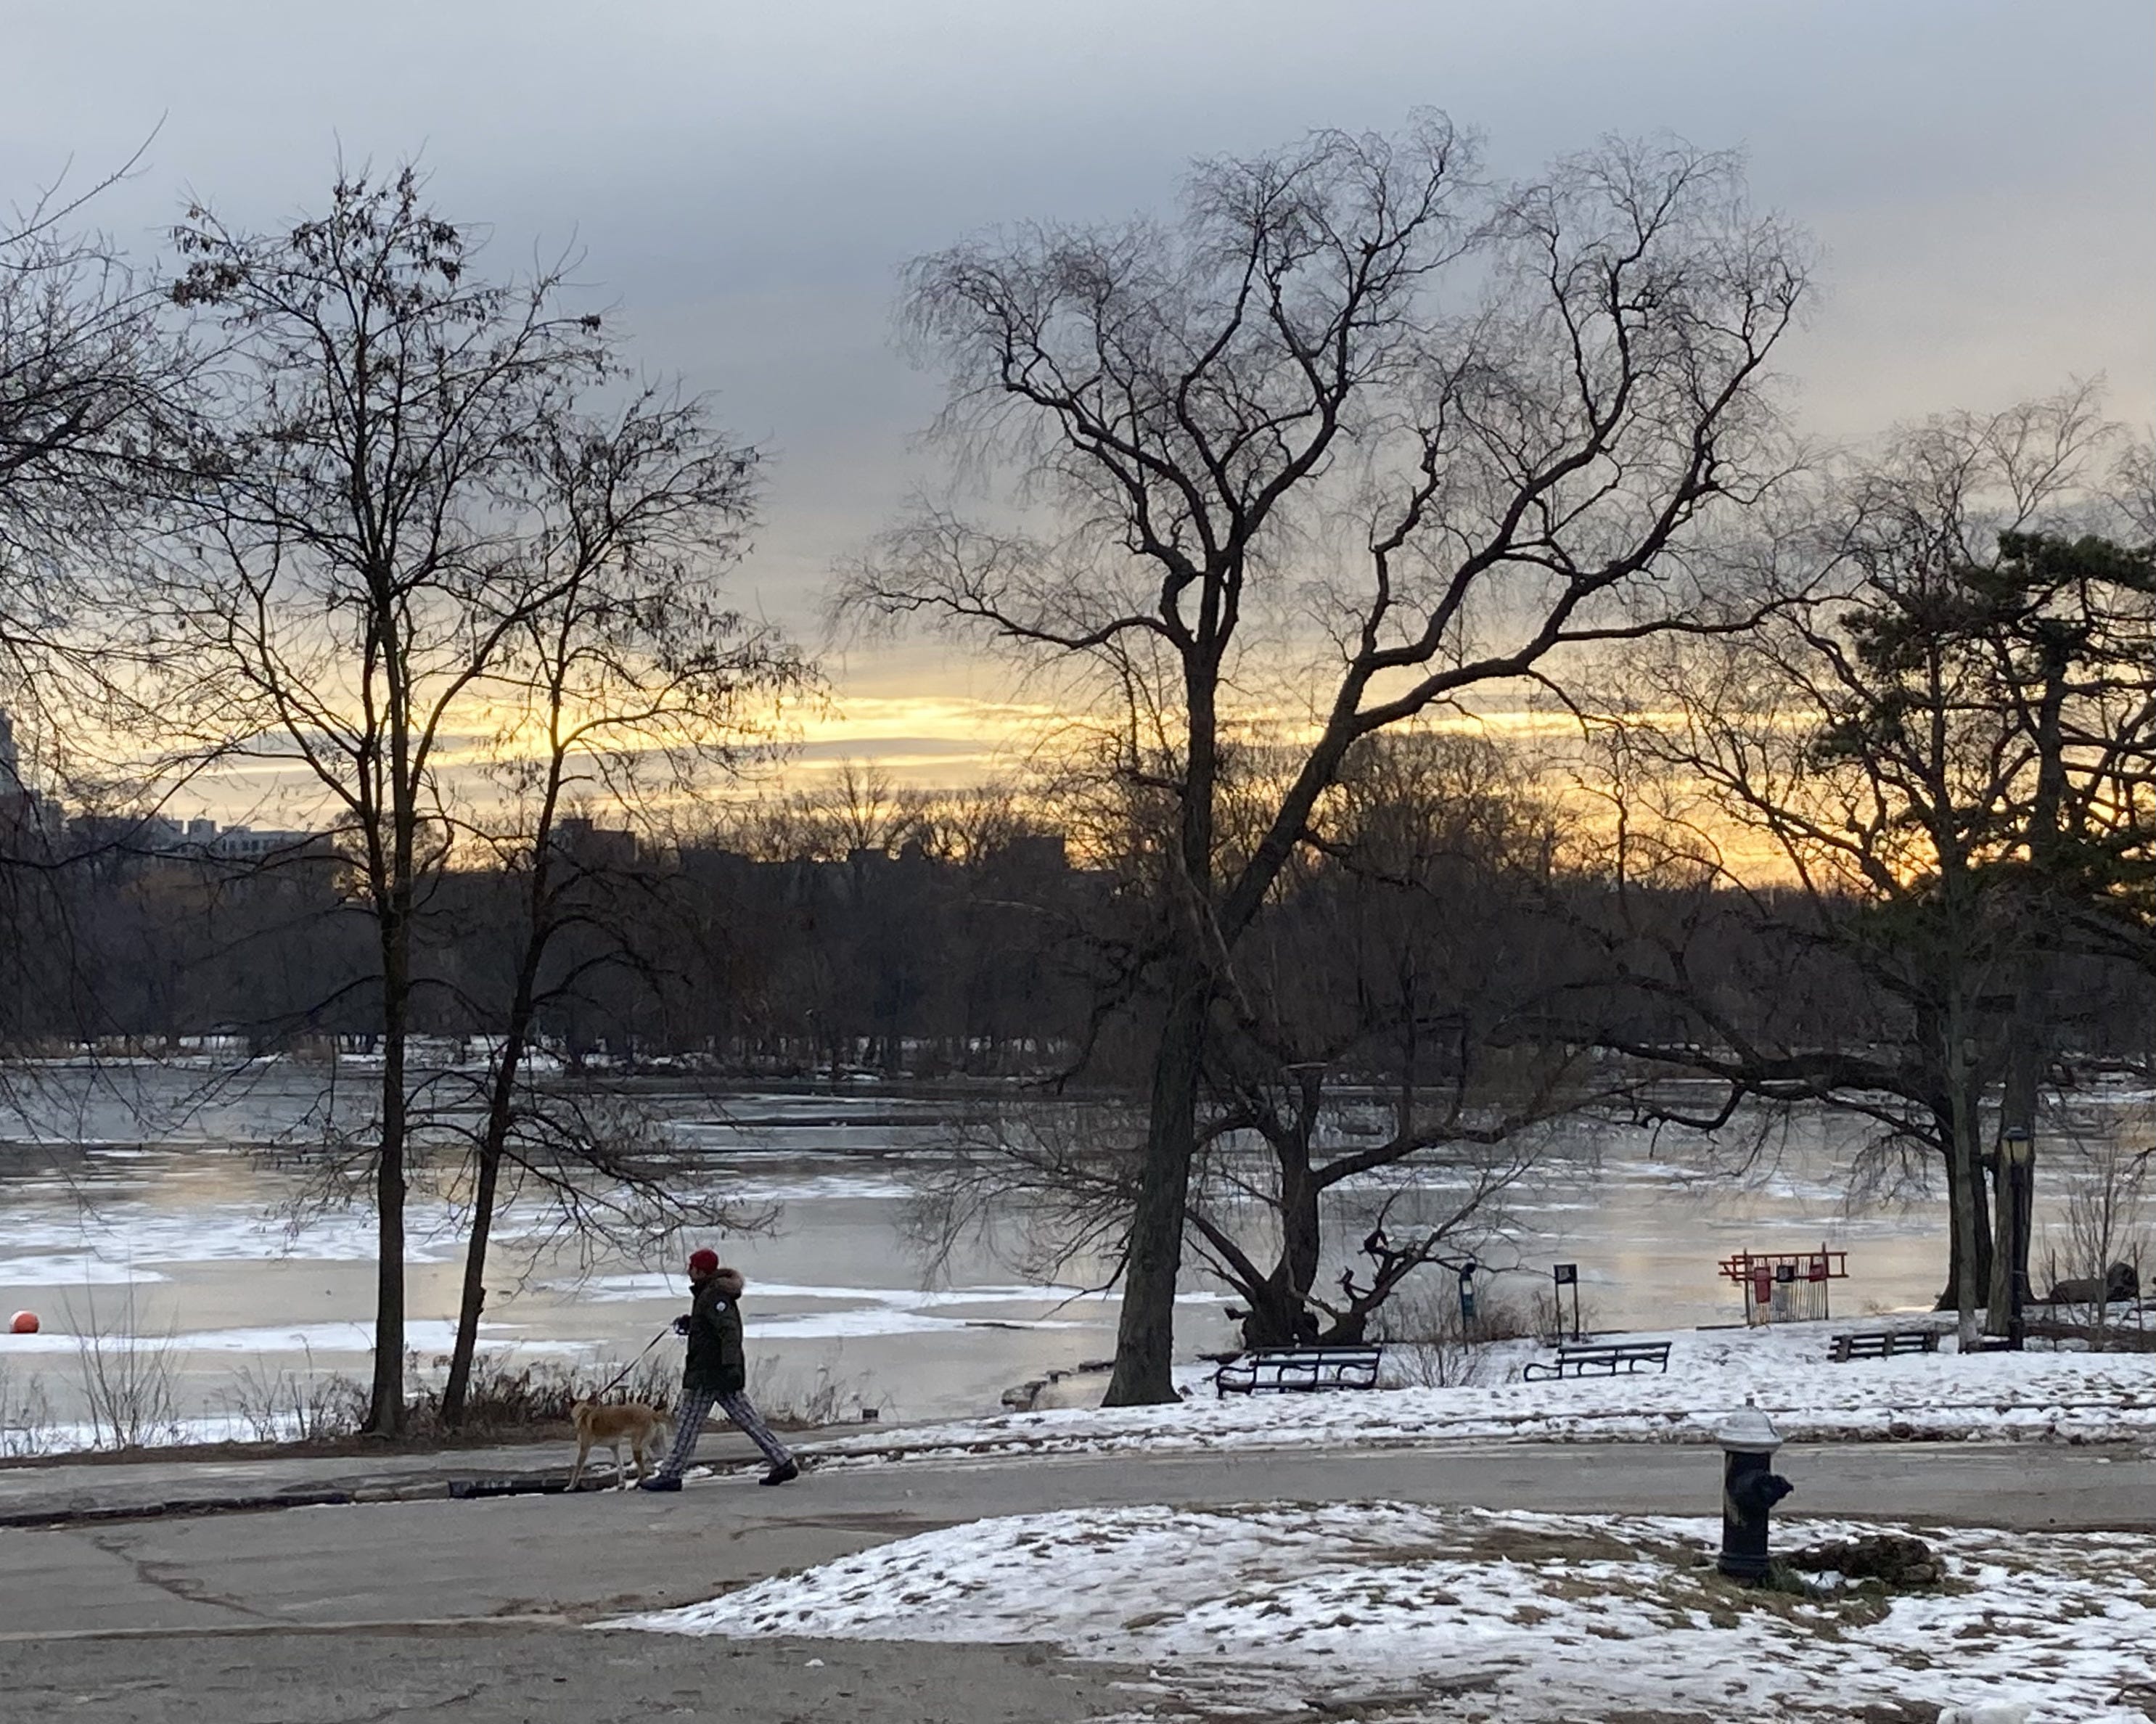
[0,1255,170,1287]
[753,1309,1085,1339]
[1,1318,557,1355]
[552,1273,1228,1310]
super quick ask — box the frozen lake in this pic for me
[0,1062,2138,1440]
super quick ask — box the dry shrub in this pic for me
[0,1362,54,1457]
[1374,1280,1536,1389]
[64,1284,183,1450]
[2042,1138,2151,1348]
[219,1348,369,1442]
[403,1350,682,1437]
[746,1357,889,1428]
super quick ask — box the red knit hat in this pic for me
[686,1247,719,1276]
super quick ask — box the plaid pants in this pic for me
[657,1384,793,1479]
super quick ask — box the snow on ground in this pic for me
[0,1318,573,1356]
[803,1321,2156,1463]
[622,1502,2156,1723]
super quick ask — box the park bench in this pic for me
[1520,1339,1672,1381]
[1828,1328,1940,1363]
[1213,1345,1384,1397]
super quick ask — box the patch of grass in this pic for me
[747,1358,890,1429]
[1454,1524,1663,1567]
[406,1350,681,1437]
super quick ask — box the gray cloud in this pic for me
[9,0,2151,728]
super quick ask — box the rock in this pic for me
[1783,1533,1943,1587]
[2043,1260,2140,1305]
[1935,1702,2032,1724]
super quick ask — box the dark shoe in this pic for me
[758,1459,800,1487]
[638,1476,682,1493]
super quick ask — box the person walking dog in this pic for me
[641,1248,799,1490]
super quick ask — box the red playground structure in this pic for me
[1718,1246,1849,1325]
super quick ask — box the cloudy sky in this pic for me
[9,0,2152,785]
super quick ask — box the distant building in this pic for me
[550,815,639,870]
[62,810,329,868]
[998,833,1068,873]
[0,708,30,826]
[0,708,64,845]
[205,825,323,861]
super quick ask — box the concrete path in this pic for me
[3,1440,2149,1721]
[0,1429,772,1524]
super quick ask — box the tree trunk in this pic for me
[445,767,566,1424]
[1102,971,1208,1405]
[1274,1149,1321,1335]
[1943,1019,1983,1350]
[1985,1020,2040,1337]
[1233,1147,1322,1348]
[1935,1144,1996,1313]
[443,990,546,1421]
[1983,1025,2035,1336]
[440,1133,504,1426]
[1324,1308,1370,1345]
[1983,1141,2014,1339]
[1104,636,1221,1407]
[1932,1129,1992,1310]
[366,694,418,1438]
[366,922,410,1437]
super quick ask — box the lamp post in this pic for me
[2002,1125,2034,1350]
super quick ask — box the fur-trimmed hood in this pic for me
[710,1265,745,1300]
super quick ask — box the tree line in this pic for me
[4,118,2152,1427]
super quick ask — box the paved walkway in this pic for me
[4,1440,2149,1721]
[0,1429,771,1523]
[6,1440,2152,1633]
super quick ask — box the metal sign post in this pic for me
[1552,1262,1581,1342]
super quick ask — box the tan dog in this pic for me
[567,1399,674,1490]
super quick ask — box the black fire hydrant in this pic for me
[1716,1400,1793,1581]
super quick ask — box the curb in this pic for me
[0,1487,362,1529]
[0,1466,779,1527]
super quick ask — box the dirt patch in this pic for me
[1451,1522,1665,1567]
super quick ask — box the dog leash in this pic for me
[589,1323,673,1402]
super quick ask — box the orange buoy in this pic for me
[8,1311,38,1334]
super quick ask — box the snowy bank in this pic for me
[621,1502,2156,1723]
[804,1322,2156,1463]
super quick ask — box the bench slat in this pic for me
[1214,1345,1385,1397]
[1829,1329,1938,1363]
[1520,1340,1671,1382]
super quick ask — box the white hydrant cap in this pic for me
[1715,1399,1784,1455]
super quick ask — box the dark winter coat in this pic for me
[684,1266,747,1396]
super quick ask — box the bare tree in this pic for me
[1,145,198,1112]
[845,115,1808,1400]
[2,143,188,710]
[434,390,811,1421]
[148,166,660,1434]
[1584,390,2156,1346]
[1186,734,1604,1344]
